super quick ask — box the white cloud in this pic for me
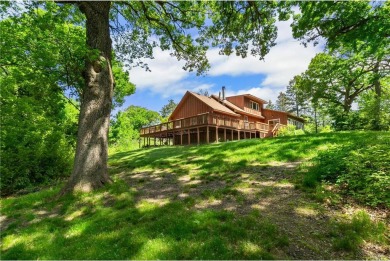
[128,19,322,101]
[208,20,321,86]
[129,49,189,90]
[209,19,322,102]
[226,86,284,103]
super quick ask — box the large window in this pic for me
[250,101,259,111]
[288,118,304,130]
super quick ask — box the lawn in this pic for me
[1,131,389,259]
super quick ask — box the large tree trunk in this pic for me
[60,2,113,194]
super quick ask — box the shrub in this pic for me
[303,135,390,207]
[278,125,304,137]
[339,145,390,207]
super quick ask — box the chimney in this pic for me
[222,86,226,100]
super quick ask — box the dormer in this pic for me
[226,94,267,117]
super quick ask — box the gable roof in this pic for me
[169,91,240,120]
[263,108,305,122]
[227,94,268,104]
[189,91,240,116]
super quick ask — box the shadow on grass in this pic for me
[2,131,388,259]
[1,180,288,259]
[2,161,372,260]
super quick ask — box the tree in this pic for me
[290,1,390,52]
[285,76,309,117]
[6,1,283,194]
[197,89,210,97]
[160,99,177,120]
[298,52,386,113]
[0,9,82,194]
[265,100,276,110]
[358,77,390,131]
[110,106,161,147]
[0,5,135,194]
[290,1,390,129]
[275,92,289,112]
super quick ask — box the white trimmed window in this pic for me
[250,101,259,111]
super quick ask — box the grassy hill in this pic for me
[1,131,389,259]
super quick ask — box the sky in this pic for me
[116,19,323,115]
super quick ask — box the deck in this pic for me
[140,113,284,146]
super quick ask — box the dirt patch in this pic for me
[115,162,389,260]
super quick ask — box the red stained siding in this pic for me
[262,109,289,125]
[226,96,244,109]
[171,95,211,120]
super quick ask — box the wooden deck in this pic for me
[140,113,284,146]
[141,113,268,135]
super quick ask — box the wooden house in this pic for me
[140,87,304,146]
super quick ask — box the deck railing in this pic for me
[140,113,274,135]
[244,107,262,116]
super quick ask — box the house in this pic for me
[140,87,304,146]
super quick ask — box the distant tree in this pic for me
[110,106,161,146]
[160,99,177,119]
[275,92,289,112]
[285,76,309,117]
[265,100,276,110]
[197,89,210,97]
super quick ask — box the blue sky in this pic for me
[115,19,323,114]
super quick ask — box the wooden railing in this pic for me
[140,113,272,135]
[271,123,286,137]
[244,107,262,116]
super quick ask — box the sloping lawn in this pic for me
[1,131,389,259]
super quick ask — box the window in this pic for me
[288,118,304,130]
[250,101,259,111]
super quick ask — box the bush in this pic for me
[340,145,390,207]
[278,125,305,137]
[303,135,390,207]
[0,121,74,196]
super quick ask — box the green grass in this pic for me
[1,131,389,259]
[0,184,286,260]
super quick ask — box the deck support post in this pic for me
[197,127,200,145]
[224,128,226,142]
[238,130,240,140]
[180,130,183,145]
[244,131,246,139]
[216,127,219,143]
[188,129,190,145]
[173,132,175,146]
[206,126,209,144]
[231,129,233,141]
[154,137,156,146]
